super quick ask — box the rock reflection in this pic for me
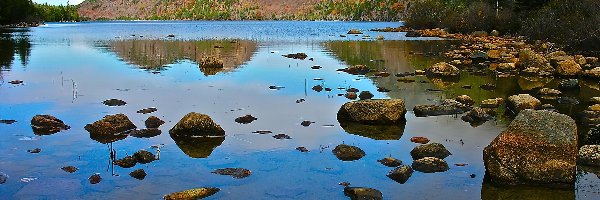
[481,182,574,200]
[339,122,405,140]
[107,40,257,75]
[90,133,128,144]
[171,135,225,158]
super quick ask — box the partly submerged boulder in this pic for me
[506,94,541,114]
[164,187,220,200]
[145,116,165,129]
[31,115,70,135]
[483,110,577,188]
[387,165,413,184]
[343,187,383,200]
[426,62,460,77]
[332,144,365,161]
[85,114,136,135]
[412,157,449,173]
[337,99,406,125]
[169,112,225,137]
[410,143,452,160]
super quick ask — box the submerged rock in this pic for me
[410,143,451,160]
[129,169,147,180]
[28,148,41,154]
[378,157,402,167]
[89,174,101,184]
[102,99,127,106]
[558,79,579,91]
[413,99,470,117]
[212,168,252,179]
[412,157,449,173]
[483,110,577,187]
[134,150,156,164]
[333,144,365,161]
[31,115,70,135]
[345,92,358,100]
[337,99,406,125]
[347,29,363,34]
[556,60,582,76]
[235,115,258,124]
[145,116,165,128]
[461,107,494,126]
[164,187,220,200]
[0,172,8,184]
[578,145,600,167]
[455,95,475,106]
[481,98,504,108]
[296,146,309,152]
[387,165,413,184]
[61,166,78,173]
[169,112,225,137]
[506,94,541,114]
[426,62,460,77]
[114,156,137,168]
[0,119,17,124]
[129,128,161,138]
[85,114,136,135]
[283,53,308,60]
[343,187,383,200]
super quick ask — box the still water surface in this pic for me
[0,21,598,199]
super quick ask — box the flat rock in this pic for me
[378,157,402,167]
[412,157,449,173]
[129,128,161,138]
[413,99,470,117]
[164,187,220,200]
[102,99,126,106]
[85,114,136,135]
[212,168,251,179]
[358,91,374,100]
[506,94,541,114]
[410,143,451,160]
[235,115,257,124]
[61,166,78,173]
[426,62,460,77]
[114,156,137,168]
[410,137,430,144]
[137,107,157,114]
[343,187,383,200]
[129,169,147,180]
[133,150,156,164]
[333,144,365,161]
[145,116,165,128]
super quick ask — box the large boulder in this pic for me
[31,115,70,135]
[483,110,577,188]
[410,143,451,160]
[413,99,470,117]
[387,165,413,184]
[426,62,460,77]
[577,145,600,167]
[506,94,541,114]
[517,49,548,69]
[84,114,136,135]
[556,60,582,76]
[169,112,225,137]
[337,99,406,125]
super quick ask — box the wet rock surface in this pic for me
[0,119,17,124]
[344,65,370,75]
[337,99,406,125]
[481,98,504,108]
[129,169,147,180]
[27,148,41,153]
[169,112,225,137]
[212,168,252,179]
[235,115,258,124]
[61,166,78,173]
[378,157,402,167]
[358,91,374,100]
[412,157,450,173]
[483,110,577,187]
[461,107,494,126]
[102,99,127,106]
[85,114,136,135]
[300,120,312,127]
[163,187,220,200]
[387,165,413,184]
[31,115,70,135]
[272,133,291,139]
[145,116,165,128]
[333,144,365,161]
[578,145,600,167]
[283,53,308,60]
[455,95,474,106]
[506,94,541,114]
[410,143,451,160]
[343,187,383,200]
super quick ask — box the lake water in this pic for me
[0,21,599,199]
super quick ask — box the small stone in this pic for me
[164,187,220,200]
[412,157,449,173]
[296,147,309,152]
[480,83,496,90]
[0,172,8,184]
[252,130,272,134]
[145,116,165,128]
[89,174,102,184]
[358,91,374,100]
[410,137,430,144]
[129,169,147,180]
[455,95,474,106]
[344,187,383,200]
[102,99,127,106]
[61,166,78,173]
[470,174,476,178]
[212,168,251,179]
[410,143,451,160]
[578,145,600,167]
[0,119,17,124]
[333,144,365,161]
[27,148,41,153]
[386,165,413,184]
[235,115,257,124]
[9,80,23,84]
[133,150,156,164]
[137,107,157,114]
[114,156,137,168]
[378,157,402,167]
[339,182,351,187]
[312,85,323,92]
[273,133,291,139]
[345,92,358,100]
[300,121,312,127]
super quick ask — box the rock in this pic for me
[462,85,472,89]
[557,96,579,105]
[164,187,220,200]
[483,110,577,187]
[312,85,323,92]
[413,99,470,117]
[481,98,504,108]
[490,30,500,36]
[272,133,291,139]
[506,94,541,114]
[133,150,155,164]
[415,70,426,75]
[114,156,137,168]
[296,146,309,152]
[252,130,272,134]
[145,116,165,128]
[347,29,363,34]
[212,168,251,179]
[235,115,257,124]
[487,50,501,59]
[412,157,449,173]
[345,65,370,75]
[497,63,516,71]
[387,165,413,184]
[283,53,308,60]
[472,31,488,37]
[102,99,127,106]
[129,128,161,138]
[358,91,374,100]
[89,174,101,184]
[8,80,23,84]
[426,62,460,77]
[311,65,322,69]
[410,143,451,160]
[300,120,312,127]
[337,99,406,125]
[332,144,365,161]
[410,137,430,144]
[199,56,224,68]
[575,55,587,65]
[556,60,582,76]
[129,169,147,180]
[377,87,391,92]
[31,115,70,135]
[137,107,157,114]
[537,88,562,99]
[378,157,402,167]
[480,83,496,90]
[343,187,383,200]
[546,51,567,60]
[558,79,579,91]
[0,119,16,124]
[397,77,415,83]
[373,72,390,77]
[169,112,225,137]
[583,67,600,79]
[517,49,548,70]
[61,166,78,173]
[85,114,136,135]
[471,51,488,60]
[0,172,7,184]
[345,92,358,100]
[376,35,385,40]
[461,107,494,126]
[578,145,600,167]
[28,148,41,153]
[455,95,474,106]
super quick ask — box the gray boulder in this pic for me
[506,94,541,114]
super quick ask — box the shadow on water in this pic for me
[102,40,258,75]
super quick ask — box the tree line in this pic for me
[0,0,80,25]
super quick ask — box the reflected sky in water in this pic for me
[0,21,597,199]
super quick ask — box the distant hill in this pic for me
[77,0,406,21]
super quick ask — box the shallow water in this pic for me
[0,21,599,199]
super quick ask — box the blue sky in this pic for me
[33,0,85,5]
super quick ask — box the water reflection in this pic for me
[0,29,31,70]
[90,133,129,144]
[481,182,574,200]
[171,135,225,158]
[106,40,257,75]
[339,122,405,140]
